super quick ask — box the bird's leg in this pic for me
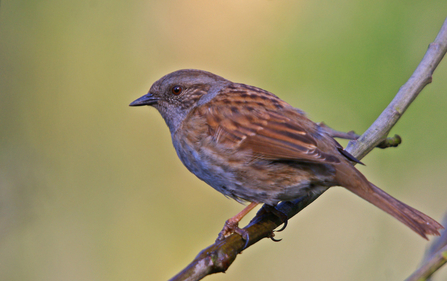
[217,202,258,243]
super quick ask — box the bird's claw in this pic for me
[234,228,251,249]
[268,231,282,242]
[216,219,251,249]
[260,204,289,232]
[274,219,288,233]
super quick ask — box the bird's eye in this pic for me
[171,85,182,95]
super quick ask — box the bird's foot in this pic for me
[217,218,251,249]
[216,202,259,248]
[259,204,289,232]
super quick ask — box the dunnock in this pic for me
[130,69,442,239]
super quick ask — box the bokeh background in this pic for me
[1,1,447,280]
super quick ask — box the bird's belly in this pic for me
[174,138,246,200]
[173,138,333,205]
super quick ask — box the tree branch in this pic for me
[345,16,447,159]
[405,213,447,281]
[318,122,402,149]
[405,245,447,281]
[169,17,447,281]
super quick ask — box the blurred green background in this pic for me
[1,1,447,280]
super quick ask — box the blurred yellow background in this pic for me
[1,1,447,280]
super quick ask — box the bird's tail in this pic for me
[336,165,443,239]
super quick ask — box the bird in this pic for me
[129,69,442,240]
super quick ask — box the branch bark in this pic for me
[405,213,447,281]
[169,17,447,281]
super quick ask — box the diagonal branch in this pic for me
[345,16,447,159]
[169,17,447,281]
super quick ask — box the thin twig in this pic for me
[169,17,447,281]
[406,213,447,281]
[345,17,447,159]
[405,244,447,281]
[318,122,402,149]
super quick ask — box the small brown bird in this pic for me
[130,69,442,240]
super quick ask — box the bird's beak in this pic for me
[129,93,159,106]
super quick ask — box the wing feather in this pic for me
[203,104,340,164]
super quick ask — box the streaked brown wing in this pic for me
[204,105,341,164]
